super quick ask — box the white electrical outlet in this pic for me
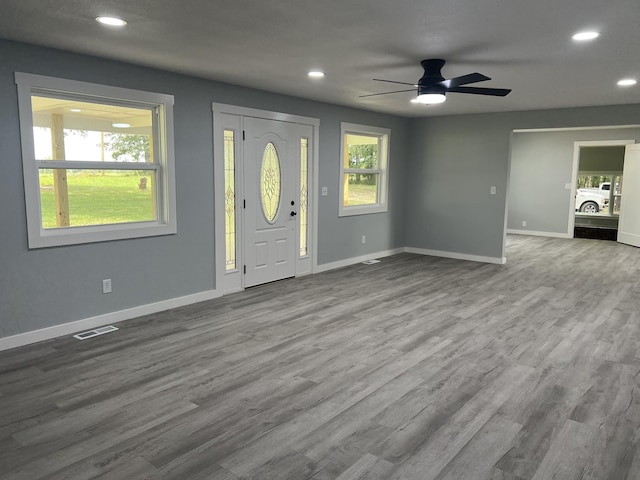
[321,187,328,196]
[102,278,112,294]
[490,186,497,195]
[565,183,572,190]
[361,235,366,244]
[522,221,527,227]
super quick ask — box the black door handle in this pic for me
[290,211,297,217]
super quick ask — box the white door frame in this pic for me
[568,139,635,236]
[212,103,320,294]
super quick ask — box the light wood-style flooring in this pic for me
[2,235,640,479]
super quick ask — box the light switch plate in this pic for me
[321,187,328,196]
[490,186,497,195]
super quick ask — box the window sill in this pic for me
[28,221,177,249]
[338,204,388,217]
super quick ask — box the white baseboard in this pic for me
[0,289,221,352]
[405,247,507,265]
[222,286,244,295]
[507,229,571,239]
[617,232,640,247]
[315,248,405,273]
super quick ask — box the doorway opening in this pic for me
[573,145,625,240]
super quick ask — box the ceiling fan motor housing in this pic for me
[419,59,446,85]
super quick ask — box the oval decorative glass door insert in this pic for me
[260,142,281,223]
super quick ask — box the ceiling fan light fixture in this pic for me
[416,93,446,104]
[96,16,127,27]
[572,31,599,41]
[362,59,510,104]
[617,78,637,87]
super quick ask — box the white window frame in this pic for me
[15,73,177,248]
[339,122,390,216]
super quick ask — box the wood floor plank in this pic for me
[1,235,640,479]
[486,468,527,480]
[388,363,533,480]
[495,384,573,479]
[220,346,444,476]
[295,373,424,461]
[433,414,522,480]
[334,453,395,480]
[52,455,159,480]
[3,398,198,479]
[529,419,598,480]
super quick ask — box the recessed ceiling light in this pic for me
[572,31,599,41]
[112,123,130,128]
[70,108,81,112]
[308,71,325,78]
[617,78,637,87]
[96,16,127,27]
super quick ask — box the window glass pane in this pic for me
[614,176,622,195]
[339,123,389,217]
[614,175,623,215]
[344,133,379,169]
[31,96,154,163]
[343,173,378,206]
[224,130,236,271]
[300,138,308,257]
[260,142,281,223]
[39,169,156,228]
[576,174,612,189]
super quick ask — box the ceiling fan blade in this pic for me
[372,78,417,86]
[359,88,417,98]
[441,72,490,88]
[448,86,512,96]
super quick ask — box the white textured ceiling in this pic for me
[1,0,639,117]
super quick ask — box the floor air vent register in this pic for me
[73,325,119,340]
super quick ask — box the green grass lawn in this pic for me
[344,182,378,206]
[39,171,155,228]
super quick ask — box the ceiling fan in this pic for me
[360,59,511,104]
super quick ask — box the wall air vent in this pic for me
[73,325,119,340]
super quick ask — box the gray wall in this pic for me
[508,128,639,234]
[407,107,640,258]
[0,40,408,338]
[406,114,511,259]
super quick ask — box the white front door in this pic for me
[618,144,640,248]
[243,117,298,287]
